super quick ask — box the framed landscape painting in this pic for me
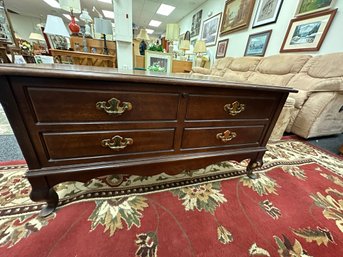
[295,0,336,16]
[244,30,272,56]
[252,0,284,28]
[216,39,229,58]
[201,13,222,46]
[280,9,336,52]
[220,0,255,35]
[145,51,172,73]
[190,10,203,37]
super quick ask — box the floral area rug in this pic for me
[0,138,342,257]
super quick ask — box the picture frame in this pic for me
[47,34,69,50]
[190,10,203,37]
[200,13,222,47]
[13,55,27,64]
[145,50,173,73]
[220,0,256,35]
[0,0,16,46]
[252,0,284,28]
[244,30,272,56]
[295,0,336,16]
[216,39,229,59]
[280,9,337,53]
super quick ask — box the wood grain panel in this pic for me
[181,125,265,149]
[186,94,277,120]
[42,128,175,160]
[27,87,179,122]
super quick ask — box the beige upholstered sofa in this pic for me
[191,53,343,139]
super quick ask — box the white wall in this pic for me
[179,0,343,63]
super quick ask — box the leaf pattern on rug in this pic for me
[135,232,158,257]
[292,227,335,246]
[274,234,313,257]
[310,192,343,233]
[171,182,227,214]
[281,166,307,180]
[248,243,270,256]
[0,171,31,207]
[320,173,343,188]
[88,196,148,236]
[259,200,281,220]
[240,173,280,196]
[0,214,55,248]
[217,225,233,244]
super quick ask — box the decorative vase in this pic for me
[68,15,80,35]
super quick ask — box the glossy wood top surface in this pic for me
[0,64,297,93]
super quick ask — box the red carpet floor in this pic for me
[0,138,342,257]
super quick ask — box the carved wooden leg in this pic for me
[246,159,263,179]
[28,176,59,217]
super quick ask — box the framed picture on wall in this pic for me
[252,0,284,28]
[244,30,272,56]
[216,39,229,58]
[295,0,336,16]
[201,13,222,47]
[47,34,69,50]
[280,9,336,53]
[190,10,203,37]
[220,0,256,35]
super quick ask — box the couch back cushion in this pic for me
[210,57,234,76]
[222,57,261,82]
[247,54,311,87]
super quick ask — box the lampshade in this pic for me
[80,9,92,23]
[179,40,190,51]
[94,17,113,35]
[29,32,45,41]
[44,15,70,38]
[136,29,150,41]
[166,24,179,41]
[193,40,207,53]
[59,0,82,13]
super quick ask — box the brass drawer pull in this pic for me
[96,97,132,116]
[224,101,245,116]
[101,135,133,151]
[216,130,237,143]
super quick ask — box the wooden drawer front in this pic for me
[42,129,175,160]
[186,95,276,120]
[27,88,179,122]
[181,126,265,149]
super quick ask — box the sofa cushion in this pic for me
[229,57,261,72]
[256,54,311,75]
[307,53,343,78]
[210,57,234,76]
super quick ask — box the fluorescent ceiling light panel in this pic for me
[149,20,161,27]
[98,0,112,3]
[146,29,154,34]
[63,14,79,22]
[156,4,175,16]
[43,0,60,9]
[102,10,115,19]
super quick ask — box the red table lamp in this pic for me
[60,0,82,35]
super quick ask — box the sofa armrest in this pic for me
[191,67,211,75]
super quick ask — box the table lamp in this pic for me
[193,40,207,67]
[136,28,150,55]
[44,15,70,50]
[80,9,93,38]
[94,17,113,55]
[179,39,190,60]
[166,24,179,53]
[59,0,82,35]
